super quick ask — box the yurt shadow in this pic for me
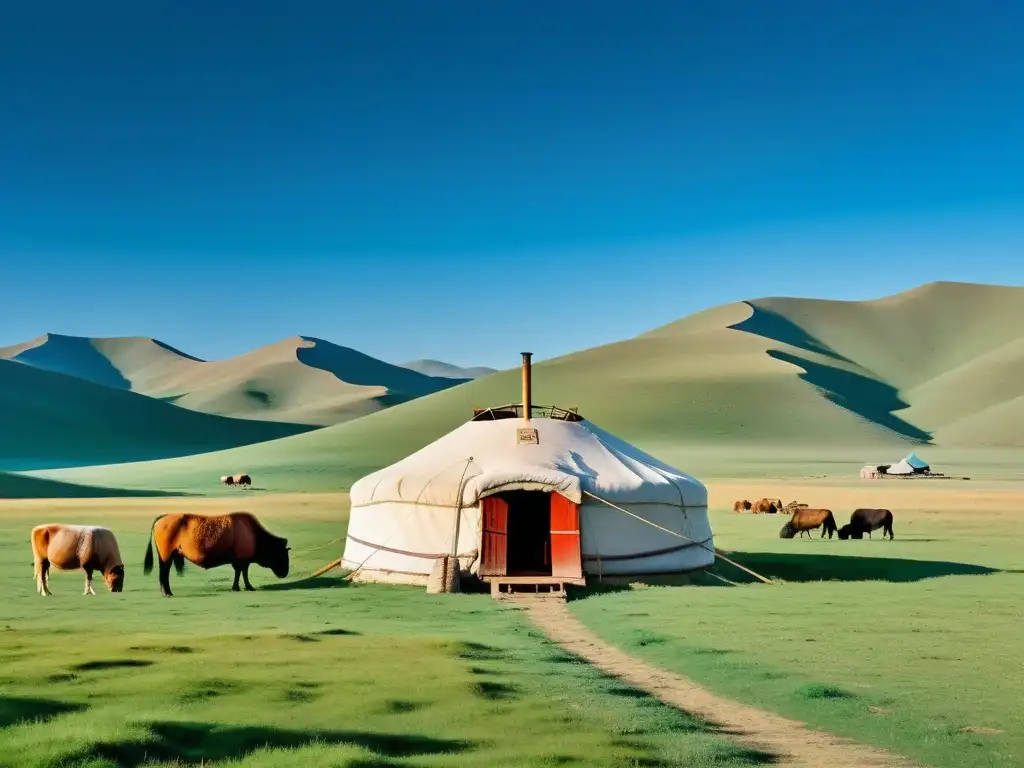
[706,552,1001,584]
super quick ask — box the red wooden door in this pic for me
[549,493,583,578]
[479,496,509,576]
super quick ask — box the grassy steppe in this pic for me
[572,482,1024,768]
[0,495,768,768]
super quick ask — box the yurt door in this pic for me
[549,494,583,579]
[479,496,509,576]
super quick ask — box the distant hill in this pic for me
[30,281,1024,495]
[1,334,473,426]
[398,359,498,379]
[0,360,310,471]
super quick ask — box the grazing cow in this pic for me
[838,508,895,540]
[733,499,752,513]
[752,498,778,514]
[779,508,838,539]
[143,512,289,596]
[220,474,252,487]
[31,524,125,596]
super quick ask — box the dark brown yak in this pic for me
[221,474,252,487]
[779,508,838,539]
[838,508,895,540]
[143,512,289,597]
[733,499,752,513]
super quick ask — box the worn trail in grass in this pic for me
[570,483,1024,768]
[0,494,770,768]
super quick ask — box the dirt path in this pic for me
[527,600,918,768]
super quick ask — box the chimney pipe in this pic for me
[521,352,532,421]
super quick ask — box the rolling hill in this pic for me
[26,281,1024,495]
[0,359,311,471]
[1,334,475,426]
[398,359,498,379]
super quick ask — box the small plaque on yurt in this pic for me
[517,428,539,445]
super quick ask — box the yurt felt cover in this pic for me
[349,418,706,511]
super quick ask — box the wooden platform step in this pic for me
[492,579,585,600]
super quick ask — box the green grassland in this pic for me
[571,501,1024,768]
[0,497,770,768]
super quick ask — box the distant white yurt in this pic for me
[885,458,915,475]
[342,354,713,586]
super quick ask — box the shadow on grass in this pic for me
[70,721,475,766]
[72,659,155,672]
[0,696,87,728]
[724,552,1000,583]
[262,575,353,592]
[568,553,1003,598]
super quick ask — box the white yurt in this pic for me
[341,355,713,586]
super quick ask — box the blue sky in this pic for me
[1,1,1022,368]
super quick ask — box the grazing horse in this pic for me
[31,524,125,596]
[733,499,752,513]
[838,508,895,540]
[142,512,289,597]
[779,508,838,539]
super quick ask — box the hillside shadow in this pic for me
[0,696,87,728]
[153,338,205,362]
[0,472,187,499]
[296,336,467,395]
[11,334,131,389]
[766,350,933,443]
[716,552,1000,584]
[729,302,852,364]
[76,721,475,766]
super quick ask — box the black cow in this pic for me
[837,508,894,540]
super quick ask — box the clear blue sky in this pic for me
[1,1,1022,368]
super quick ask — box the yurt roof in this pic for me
[350,416,706,510]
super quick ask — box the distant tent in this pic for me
[904,452,930,472]
[885,459,915,476]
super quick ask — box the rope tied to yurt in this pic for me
[581,490,775,585]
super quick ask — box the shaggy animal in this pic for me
[220,474,252,487]
[838,508,895,540]
[779,508,838,539]
[31,524,125,596]
[733,499,752,513]
[143,512,289,597]
[752,498,778,514]
[781,500,808,515]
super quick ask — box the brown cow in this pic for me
[142,512,289,597]
[752,498,778,514]
[779,508,838,539]
[733,499,752,513]
[31,524,125,596]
